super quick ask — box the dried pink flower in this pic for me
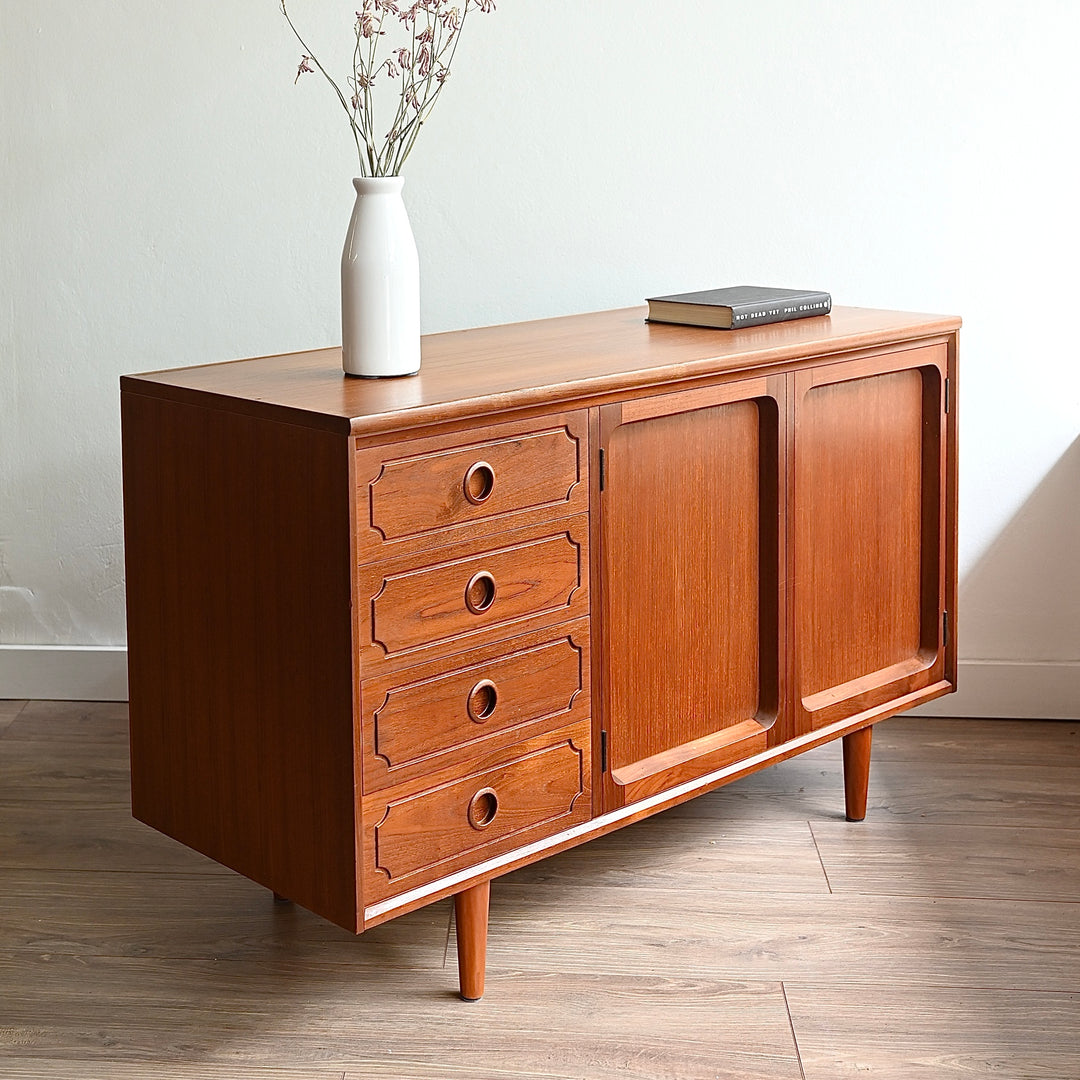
[357,11,382,37]
[294,55,314,83]
[281,0,495,175]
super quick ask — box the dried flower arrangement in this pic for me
[281,0,496,176]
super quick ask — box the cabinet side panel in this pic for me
[121,392,358,931]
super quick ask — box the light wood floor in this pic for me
[1,700,1077,1079]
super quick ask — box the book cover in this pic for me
[646,285,832,329]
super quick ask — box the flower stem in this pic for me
[283,0,491,177]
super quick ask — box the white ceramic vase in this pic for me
[340,176,421,378]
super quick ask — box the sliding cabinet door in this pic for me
[599,376,786,809]
[791,345,950,732]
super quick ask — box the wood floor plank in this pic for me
[812,821,1080,902]
[0,739,130,804]
[865,758,1080,827]
[3,701,1078,1076]
[786,984,1080,1079]
[3,699,129,741]
[505,816,830,895]
[483,883,1080,992]
[668,750,1080,829]
[0,869,448,967]
[667,716,1079,827]
[342,1067,596,1079]
[0,701,130,804]
[0,801,232,874]
[0,1062,344,1080]
[880,715,1080,767]
[0,699,28,735]
[0,955,801,1080]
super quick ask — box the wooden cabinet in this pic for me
[121,306,959,1000]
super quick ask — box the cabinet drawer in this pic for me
[358,516,589,669]
[362,619,590,791]
[364,722,591,902]
[355,413,588,562]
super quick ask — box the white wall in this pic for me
[2,1,1079,713]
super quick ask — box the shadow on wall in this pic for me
[917,434,1080,720]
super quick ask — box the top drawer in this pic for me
[354,412,588,563]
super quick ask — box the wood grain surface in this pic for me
[792,348,948,731]
[841,725,872,821]
[811,820,1080,901]
[0,699,26,737]
[362,517,588,660]
[604,397,765,756]
[600,379,783,806]
[121,393,359,932]
[872,715,1079,766]
[0,699,131,805]
[2,703,1076,1078]
[362,722,591,903]
[786,985,1080,1080]
[665,734,1080,828]
[119,306,960,437]
[354,411,587,563]
[796,369,925,694]
[361,619,590,791]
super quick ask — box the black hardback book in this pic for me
[646,285,832,329]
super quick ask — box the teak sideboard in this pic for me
[121,305,959,1000]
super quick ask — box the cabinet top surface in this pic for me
[121,305,960,436]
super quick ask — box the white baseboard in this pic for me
[906,660,1080,720]
[1,649,1077,719]
[0,645,129,702]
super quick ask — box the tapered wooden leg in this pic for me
[454,879,490,1002]
[842,725,873,822]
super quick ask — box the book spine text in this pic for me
[730,296,831,327]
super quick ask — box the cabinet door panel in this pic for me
[600,377,785,808]
[793,346,947,730]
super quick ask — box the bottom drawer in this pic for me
[362,721,591,903]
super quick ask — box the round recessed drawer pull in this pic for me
[463,461,496,505]
[467,787,499,830]
[464,571,497,615]
[466,679,499,723]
